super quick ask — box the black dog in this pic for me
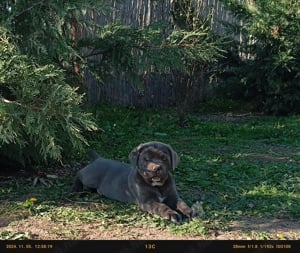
[71,141,194,222]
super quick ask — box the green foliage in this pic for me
[1,0,105,83]
[79,23,167,84]
[80,21,224,83]
[1,1,226,121]
[0,28,97,166]
[79,1,225,109]
[220,0,300,115]
[0,1,103,166]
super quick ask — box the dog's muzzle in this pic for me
[141,168,168,186]
[151,177,164,186]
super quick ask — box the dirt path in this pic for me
[1,215,299,240]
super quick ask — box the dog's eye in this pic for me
[144,157,150,162]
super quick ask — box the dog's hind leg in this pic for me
[70,176,84,193]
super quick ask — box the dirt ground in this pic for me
[1,215,299,240]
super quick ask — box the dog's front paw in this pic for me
[181,206,195,219]
[166,210,182,223]
[176,199,196,219]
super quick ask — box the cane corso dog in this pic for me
[71,141,194,222]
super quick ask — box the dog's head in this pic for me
[129,141,179,186]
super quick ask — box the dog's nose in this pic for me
[152,164,161,172]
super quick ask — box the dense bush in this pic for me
[0,1,106,167]
[0,28,97,166]
[220,0,300,115]
[0,0,105,85]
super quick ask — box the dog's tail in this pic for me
[87,149,101,161]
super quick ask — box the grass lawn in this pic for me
[0,104,299,239]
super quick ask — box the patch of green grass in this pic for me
[0,231,31,240]
[1,104,299,238]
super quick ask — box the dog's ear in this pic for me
[165,144,180,170]
[129,143,144,168]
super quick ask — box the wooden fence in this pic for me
[84,0,238,107]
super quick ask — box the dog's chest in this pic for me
[156,187,167,203]
[158,196,166,202]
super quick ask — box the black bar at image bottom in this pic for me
[1,240,299,253]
